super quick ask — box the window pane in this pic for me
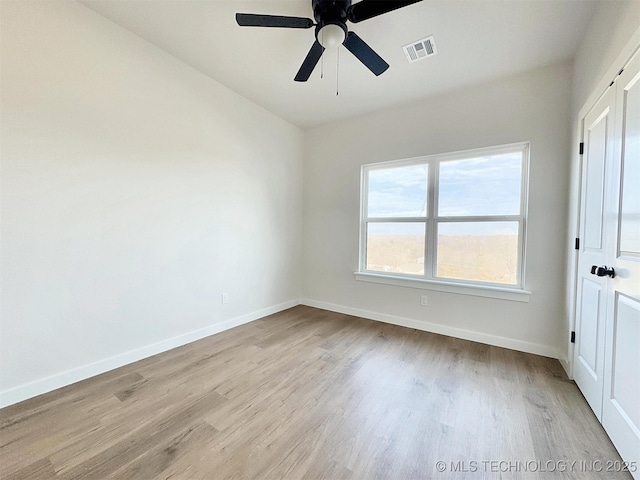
[367,165,428,217]
[437,222,519,284]
[366,222,425,275]
[438,152,522,216]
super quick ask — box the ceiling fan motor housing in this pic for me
[312,0,351,24]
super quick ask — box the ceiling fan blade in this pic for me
[294,41,325,82]
[342,32,389,76]
[347,0,423,23]
[235,13,314,29]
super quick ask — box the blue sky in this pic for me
[368,152,522,219]
[438,153,522,216]
[367,151,522,236]
[367,164,428,217]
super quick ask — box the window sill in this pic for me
[354,272,531,303]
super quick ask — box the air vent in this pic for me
[403,36,437,63]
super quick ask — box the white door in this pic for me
[573,86,616,419]
[601,50,640,479]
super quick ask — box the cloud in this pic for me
[368,164,427,217]
[438,154,522,216]
[367,151,523,218]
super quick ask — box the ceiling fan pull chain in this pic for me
[336,47,340,96]
[320,30,324,79]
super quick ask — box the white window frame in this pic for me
[355,142,531,302]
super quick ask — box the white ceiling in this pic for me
[80,0,597,129]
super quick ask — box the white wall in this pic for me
[572,1,640,113]
[563,1,640,372]
[0,1,303,407]
[302,62,573,359]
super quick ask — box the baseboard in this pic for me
[0,299,298,409]
[560,342,575,379]
[559,356,572,379]
[300,298,560,359]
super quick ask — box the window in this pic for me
[358,143,529,296]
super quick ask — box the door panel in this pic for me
[602,50,640,480]
[609,295,640,431]
[574,86,616,420]
[618,67,640,255]
[584,115,608,250]
[603,293,640,480]
[576,279,602,376]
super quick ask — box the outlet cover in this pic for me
[222,293,229,304]
[420,295,428,306]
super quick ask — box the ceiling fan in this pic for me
[235,0,423,82]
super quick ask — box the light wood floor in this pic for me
[0,306,630,479]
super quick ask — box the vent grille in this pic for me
[403,36,437,63]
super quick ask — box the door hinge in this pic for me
[579,142,584,155]
[571,331,576,343]
[575,238,580,250]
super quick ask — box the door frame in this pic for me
[572,87,617,418]
[566,30,640,378]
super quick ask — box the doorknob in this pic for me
[590,265,615,278]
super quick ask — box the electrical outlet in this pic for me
[420,294,428,306]
[222,293,229,304]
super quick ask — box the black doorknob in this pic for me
[591,265,615,278]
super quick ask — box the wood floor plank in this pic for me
[58,390,226,479]
[0,305,631,479]
[1,457,57,480]
[109,422,219,479]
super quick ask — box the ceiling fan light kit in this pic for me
[235,0,423,82]
[318,23,346,49]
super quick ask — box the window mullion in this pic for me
[426,157,438,280]
[366,217,428,223]
[436,215,522,223]
[360,166,369,272]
